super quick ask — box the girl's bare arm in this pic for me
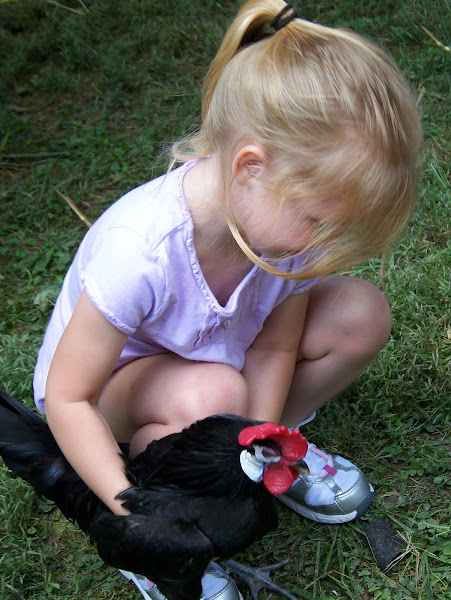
[45,290,131,515]
[242,291,310,423]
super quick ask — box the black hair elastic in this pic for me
[270,4,298,31]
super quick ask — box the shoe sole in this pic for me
[277,487,374,524]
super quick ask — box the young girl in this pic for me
[33,1,421,598]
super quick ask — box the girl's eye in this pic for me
[308,217,321,226]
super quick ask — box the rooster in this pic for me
[0,390,307,600]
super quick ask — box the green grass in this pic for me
[0,1,450,599]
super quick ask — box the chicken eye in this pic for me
[262,447,279,459]
[252,441,281,463]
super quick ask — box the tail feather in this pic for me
[0,390,55,446]
[0,390,108,532]
[0,390,62,487]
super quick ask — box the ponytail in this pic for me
[202,1,287,120]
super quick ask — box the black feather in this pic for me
[0,390,108,532]
[0,392,280,600]
[126,414,261,498]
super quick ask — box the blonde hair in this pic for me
[172,0,422,279]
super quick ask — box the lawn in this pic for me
[0,1,449,599]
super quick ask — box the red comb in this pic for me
[239,423,308,461]
[238,422,287,446]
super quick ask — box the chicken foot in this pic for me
[222,559,298,600]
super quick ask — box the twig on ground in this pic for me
[421,26,450,51]
[57,190,92,228]
[44,0,86,15]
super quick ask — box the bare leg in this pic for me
[281,276,392,427]
[97,276,390,453]
[98,354,248,456]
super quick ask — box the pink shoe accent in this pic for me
[309,446,337,478]
[311,446,329,462]
[324,464,338,476]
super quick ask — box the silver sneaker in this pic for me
[120,562,243,600]
[277,443,374,523]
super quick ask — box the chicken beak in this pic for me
[294,459,309,476]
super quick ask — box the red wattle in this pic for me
[262,463,299,495]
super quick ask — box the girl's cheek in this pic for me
[287,221,314,250]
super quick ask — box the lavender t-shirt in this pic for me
[33,161,317,412]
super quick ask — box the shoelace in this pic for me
[307,445,338,478]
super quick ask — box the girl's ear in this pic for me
[232,145,267,186]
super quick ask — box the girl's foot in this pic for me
[278,443,374,523]
[120,562,243,600]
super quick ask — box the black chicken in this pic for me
[0,390,307,600]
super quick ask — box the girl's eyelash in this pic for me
[308,217,321,226]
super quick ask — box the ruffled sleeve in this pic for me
[81,227,165,334]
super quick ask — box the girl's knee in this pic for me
[178,363,248,424]
[308,276,391,359]
[336,277,392,354]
